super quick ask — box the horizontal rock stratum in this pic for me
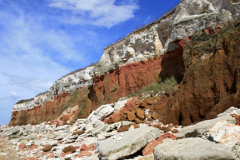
[9,0,240,126]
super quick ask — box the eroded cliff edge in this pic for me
[9,0,240,126]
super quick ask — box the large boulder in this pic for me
[204,120,240,146]
[96,127,162,160]
[154,138,236,160]
[93,104,114,121]
[176,107,237,138]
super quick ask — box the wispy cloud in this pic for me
[0,91,20,100]
[47,0,139,28]
[0,0,140,125]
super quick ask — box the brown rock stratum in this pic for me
[9,20,240,127]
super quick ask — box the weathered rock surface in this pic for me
[142,133,177,156]
[176,107,237,138]
[204,120,240,146]
[154,138,236,160]
[96,127,162,160]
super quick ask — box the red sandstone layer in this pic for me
[9,46,185,126]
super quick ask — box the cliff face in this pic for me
[9,0,240,126]
[162,20,240,126]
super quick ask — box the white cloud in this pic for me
[47,0,139,27]
[0,91,20,100]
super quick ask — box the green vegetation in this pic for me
[77,104,86,119]
[61,89,82,113]
[128,76,178,98]
[16,98,34,104]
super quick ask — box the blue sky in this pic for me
[0,0,180,125]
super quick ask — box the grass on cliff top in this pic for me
[128,76,178,98]
[16,98,34,104]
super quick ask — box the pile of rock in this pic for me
[2,97,240,160]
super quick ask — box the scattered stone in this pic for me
[87,144,95,151]
[136,109,145,120]
[130,123,140,129]
[62,145,76,153]
[118,125,130,132]
[19,143,27,150]
[80,151,92,157]
[127,111,136,121]
[171,129,179,133]
[47,140,58,146]
[30,144,38,150]
[80,144,88,151]
[151,114,158,120]
[135,118,141,124]
[46,153,55,158]
[43,145,52,152]
[154,138,236,160]
[112,113,124,123]
[72,131,85,136]
[60,151,72,157]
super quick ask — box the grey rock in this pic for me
[154,138,236,160]
[96,127,162,160]
[176,108,236,139]
[55,125,70,131]
[47,140,58,146]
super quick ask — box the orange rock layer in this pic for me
[9,44,185,126]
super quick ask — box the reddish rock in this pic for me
[135,118,141,124]
[80,144,88,151]
[107,119,113,124]
[62,145,76,153]
[142,133,177,156]
[112,113,124,123]
[74,146,80,149]
[72,131,85,136]
[30,144,38,150]
[127,111,136,121]
[120,98,139,112]
[156,133,177,142]
[109,110,120,119]
[231,114,240,126]
[118,125,130,132]
[171,129,179,133]
[9,45,183,126]
[19,143,27,150]
[80,151,92,157]
[103,119,108,123]
[130,123,140,129]
[43,145,52,152]
[136,109,145,120]
[43,152,50,155]
[151,114,158,120]
[46,153,54,158]
[75,154,84,158]
[87,144,95,151]
[60,151,72,157]
[80,143,95,151]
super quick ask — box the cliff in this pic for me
[9,0,240,126]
